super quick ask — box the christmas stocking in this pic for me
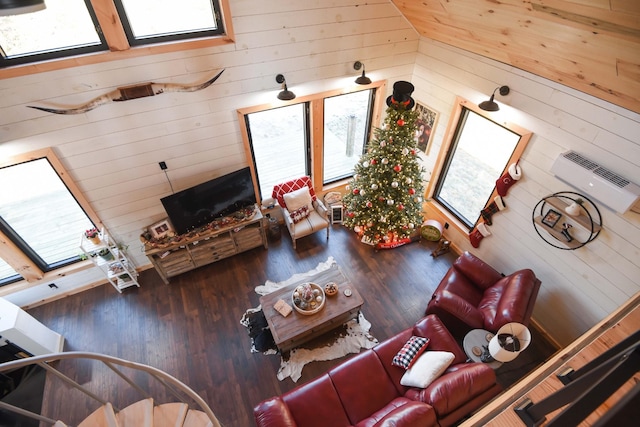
[469,222,491,248]
[481,196,507,226]
[496,163,522,196]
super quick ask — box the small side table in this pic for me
[463,329,502,370]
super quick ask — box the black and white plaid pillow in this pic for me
[392,336,430,369]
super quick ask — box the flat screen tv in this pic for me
[161,167,257,235]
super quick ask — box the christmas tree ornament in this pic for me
[380,141,386,147]
[409,223,414,229]
[481,196,507,226]
[496,162,522,196]
[360,189,366,196]
[366,201,373,208]
[402,148,409,155]
[382,158,389,164]
[397,203,404,211]
[394,164,402,172]
[406,177,413,184]
[397,119,405,126]
[469,222,491,248]
[409,188,416,195]
[392,181,399,188]
[363,161,369,168]
[387,199,394,205]
[353,188,360,195]
[411,149,417,155]
[370,159,377,165]
[371,183,378,190]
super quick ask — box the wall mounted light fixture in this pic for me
[275,74,296,101]
[0,0,45,16]
[353,61,371,85]
[479,85,510,111]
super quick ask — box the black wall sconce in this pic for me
[275,74,296,101]
[353,61,371,85]
[479,86,510,111]
[0,0,45,16]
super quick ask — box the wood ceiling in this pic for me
[392,0,640,114]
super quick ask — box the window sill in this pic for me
[0,36,234,79]
[0,260,95,297]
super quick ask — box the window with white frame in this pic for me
[240,86,379,201]
[0,151,99,287]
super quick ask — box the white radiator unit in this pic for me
[551,150,640,214]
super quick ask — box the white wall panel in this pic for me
[415,38,640,346]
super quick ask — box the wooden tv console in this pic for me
[144,207,267,284]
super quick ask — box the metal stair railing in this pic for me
[0,351,222,426]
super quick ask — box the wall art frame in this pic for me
[414,102,440,155]
[149,218,174,239]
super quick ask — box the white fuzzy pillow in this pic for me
[283,186,312,212]
[400,351,455,388]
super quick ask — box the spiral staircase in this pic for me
[0,352,221,427]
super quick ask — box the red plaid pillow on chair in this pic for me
[273,176,317,209]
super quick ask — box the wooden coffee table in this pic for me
[259,266,363,353]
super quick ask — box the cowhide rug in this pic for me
[240,257,378,382]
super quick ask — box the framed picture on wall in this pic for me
[149,218,174,239]
[414,102,440,155]
[542,209,562,228]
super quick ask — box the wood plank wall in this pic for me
[0,0,419,300]
[412,38,640,346]
[1,1,639,346]
[392,0,640,114]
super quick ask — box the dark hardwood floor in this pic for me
[27,225,557,427]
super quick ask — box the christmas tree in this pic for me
[342,81,425,247]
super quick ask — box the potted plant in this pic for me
[565,198,584,216]
[97,248,114,261]
[85,227,101,244]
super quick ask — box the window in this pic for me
[323,90,374,184]
[246,104,310,198]
[113,0,224,46]
[0,0,231,73]
[0,0,107,67]
[429,97,532,229]
[239,85,381,201]
[0,149,102,287]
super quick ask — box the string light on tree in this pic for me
[342,81,426,247]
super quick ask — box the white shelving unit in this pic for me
[79,229,140,293]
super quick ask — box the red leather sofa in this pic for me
[425,251,541,338]
[254,315,502,427]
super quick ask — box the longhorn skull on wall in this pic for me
[28,68,225,115]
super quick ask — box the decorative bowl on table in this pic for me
[292,282,325,315]
[324,282,338,296]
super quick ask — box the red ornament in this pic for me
[397,119,405,126]
[397,203,404,211]
[353,188,360,195]
[370,158,377,165]
[366,201,373,208]
[394,164,402,172]
[411,149,416,155]
[378,196,385,202]
[347,211,355,218]
[408,188,416,195]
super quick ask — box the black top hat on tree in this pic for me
[386,81,415,110]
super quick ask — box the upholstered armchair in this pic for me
[425,251,541,337]
[272,176,330,249]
